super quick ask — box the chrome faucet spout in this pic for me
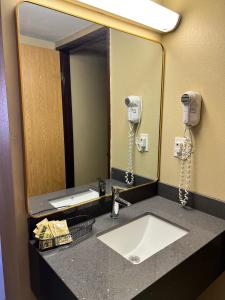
[116,197,131,207]
[111,186,131,219]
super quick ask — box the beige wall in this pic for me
[70,52,109,185]
[110,29,163,180]
[160,0,225,201]
[160,0,225,298]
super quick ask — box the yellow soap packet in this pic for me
[33,218,53,239]
[33,218,70,242]
[36,218,49,228]
[53,220,70,237]
[48,221,57,237]
[38,225,53,240]
[48,220,69,237]
[33,224,44,239]
[33,228,40,239]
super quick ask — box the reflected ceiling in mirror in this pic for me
[17,2,163,217]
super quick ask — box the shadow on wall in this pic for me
[0,239,5,300]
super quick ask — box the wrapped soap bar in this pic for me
[48,220,69,237]
[39,225,53,240]
[33,218,73,250]
[33,218,53,239]
[53,220,70,236]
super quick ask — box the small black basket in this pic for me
[37,215,95,251]
[68,215,95,241]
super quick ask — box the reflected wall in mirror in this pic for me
[17,2,163,217]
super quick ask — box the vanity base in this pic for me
[29,241,76,300]
[29,195,225,300]
[134,233,225,299]
[29,232,225,300]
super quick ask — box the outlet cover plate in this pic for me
[174,137,186,158]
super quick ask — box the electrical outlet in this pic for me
[174,137,186,158]
[139,134,149,152]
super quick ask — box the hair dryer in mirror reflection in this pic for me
[178,91,202,207]
[124,96,143,185]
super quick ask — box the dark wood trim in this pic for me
[158,182,225,220]
[60,52,75,188]
[111,167,154,186]
[120,181,157,203]
[56,27,109,54]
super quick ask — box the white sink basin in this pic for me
[49,189,99,209]
[97,213,188,264]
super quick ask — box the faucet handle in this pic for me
[111,186,127,194]
[97,178,106,196]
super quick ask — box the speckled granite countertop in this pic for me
[29,179,128,216]
[39,196,225,300]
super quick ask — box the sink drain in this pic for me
[128,255,141,264]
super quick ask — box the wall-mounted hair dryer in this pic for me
[125,96,142,124]
[124,96,142,185]
[181,91,202,127]
[178,91,202,208]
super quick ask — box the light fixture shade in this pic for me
[76,0,180,33]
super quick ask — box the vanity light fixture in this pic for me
[75,0,181,33]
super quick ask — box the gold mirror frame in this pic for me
[15,0,165,218]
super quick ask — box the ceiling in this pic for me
[19,2,94,42]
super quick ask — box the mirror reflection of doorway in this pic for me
[59,28,110,188]
[20,23,110,195]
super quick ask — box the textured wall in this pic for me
[161,0,225,298]
[160,0,225,201]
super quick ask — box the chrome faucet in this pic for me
[111,186,131,219]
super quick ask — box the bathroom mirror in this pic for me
[16,2,163,218]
